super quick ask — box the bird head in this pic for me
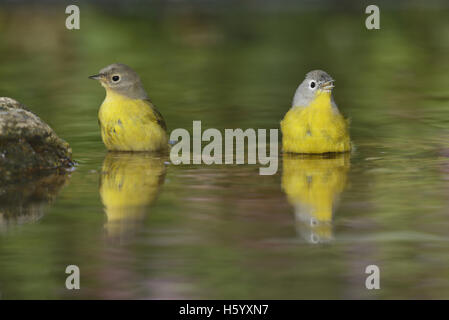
[89,63,148,99]
[292,70,335,108]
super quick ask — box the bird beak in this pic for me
[319,80,335,91]
[88,73,105,80]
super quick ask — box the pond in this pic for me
[0,2,449,299]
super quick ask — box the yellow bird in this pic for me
[89,63,168,151]
[281,70,351,154]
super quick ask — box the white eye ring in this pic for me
[309,80,317,90]
[111,74,121,82]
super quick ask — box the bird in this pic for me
[281,70,351,154]
[89,63,168,152]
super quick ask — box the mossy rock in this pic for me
[0,97,73,183]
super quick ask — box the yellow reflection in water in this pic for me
[282,153,350,243]
[100,152,166,239]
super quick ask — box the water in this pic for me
[1,2,449,299]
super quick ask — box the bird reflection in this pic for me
[100,152,166,240]
[282,153,350,243]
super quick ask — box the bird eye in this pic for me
[309,81,316,89]
[112,75,120,82]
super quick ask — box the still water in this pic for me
[1,3,449,299]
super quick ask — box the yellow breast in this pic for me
[98,90,168,151]
[281,91,351,154]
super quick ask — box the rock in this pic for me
[0,97,73,183]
